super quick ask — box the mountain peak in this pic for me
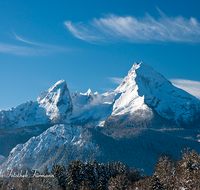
[49,79,67,93]
[86,88,93,96]
[113,62,200,128]
[130,62,141,71]
[116,62,169,93]
[37,80,68,103]
[37,79,73,120]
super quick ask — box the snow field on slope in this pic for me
[0,124,95,173]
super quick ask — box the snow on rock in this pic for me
[0,124,95,174]
[112,62,200,128]
[69,89,115,127]
[0,80,73,129]
[81,88,93,96]
[37,80,73,122]
[0,101,50,130]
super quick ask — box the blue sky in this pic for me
[1,0,200,110]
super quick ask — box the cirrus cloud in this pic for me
[64,10,200,43]
[108,77,124,84]
[0,32,67,56]
[170,79,200,99]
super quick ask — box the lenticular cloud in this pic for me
[64,11,200,43]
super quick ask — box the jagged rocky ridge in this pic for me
[1,62,200,175]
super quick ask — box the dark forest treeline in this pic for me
[50,160,141,190]
[1,148,200,189]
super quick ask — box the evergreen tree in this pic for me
[149,174,164,190]
[154,154,175,178]
[51,164,67,190]
[117,161,124,175]
[42,165,49,175]
[108,174,131,190]
[97,175,108,190]
[66,160,83,190]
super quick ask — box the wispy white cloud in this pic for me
[108,77,123,84]
[64,21,104,42]
[13,32,40,45]
[0,43,37,55]
[170,79,200,99]
[0,42,67,56]
[0,42,66,56]
[64,10,200,43]
[0,32,67,56]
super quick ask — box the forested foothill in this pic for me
[0,148,200,189]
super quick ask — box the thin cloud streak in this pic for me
[64,21,104,42]
[0,42,67,56]
[13,32,40,45]
[171,79,200,99]
[64,11,200,43]
[0,32,67,56]
[0,43,38,55]
[108,77,123,84]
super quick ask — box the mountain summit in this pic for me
[1,62,200,174]
[111,62,200,128]
[37,79,73,122]
[0,80,72,130]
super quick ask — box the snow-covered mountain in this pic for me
[105,62,200,129]
[1,62,199,130]
[1,62,200,175]
[0,80,72,130]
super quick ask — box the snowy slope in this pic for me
[69,89,115,127]
[0,124,95,174]
[2,124,200,175]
